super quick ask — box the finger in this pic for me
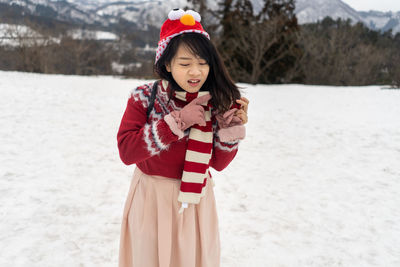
[241,96,249,104]
[193,94,212,105]
[239,117,247,125]
[232,116,242,123]
[235,112,247,124]
[197,107,205,116]
[231,118,243,125]
[236,96,249,106]
[239,100,248,112]
[198,117,206,126]
[225,115,233,125]
[235,109,245,116]
[195,105,205,113]
[197,111,205,123]
[236,97,249,105]
[190,106,204,116]
[215,114,223,121]
[236,113,245,122]
[236,99,248,113]
[223,108,237,119]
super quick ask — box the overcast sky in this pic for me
[341,0,400,12]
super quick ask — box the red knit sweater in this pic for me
[117,80,240,180]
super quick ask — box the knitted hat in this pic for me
[155,9,210,63]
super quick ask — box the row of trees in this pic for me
[299,18,400,86]
[0,10,157,76]
[0,24,115,75]
[1,0,400,87]
[190,0,400,87]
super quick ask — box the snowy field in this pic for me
[0,70,399,267]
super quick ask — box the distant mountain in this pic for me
[295,0,363,24]
[359,10,400,34]
[0,0,110,26]
[65,0,190,28]
[0,0,399,34]
[0,0,192,31]
[295,0,400,34]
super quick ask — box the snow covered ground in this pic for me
[0,70,399,266]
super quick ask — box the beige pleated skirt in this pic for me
[118,167,220,267]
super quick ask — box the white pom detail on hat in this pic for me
[168,9,185,20]
[168,9,201,22]
[185,10,201,22]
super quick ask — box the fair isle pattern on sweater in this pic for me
[173,91,214,205]
[126,79,239,158]
[117,79,241,187]
[130,81,183,155]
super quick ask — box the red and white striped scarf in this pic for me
[173,90,213,210]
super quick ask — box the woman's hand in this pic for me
[215,108,241,128]
[170,94,211,130]
[235,97,249,125]
[215,96,249,128]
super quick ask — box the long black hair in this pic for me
[154,33,241,113]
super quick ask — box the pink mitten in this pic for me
[171,94,212,131]
[216,108,242,128]
[219,125,246,142]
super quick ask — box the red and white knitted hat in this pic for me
[155,9,210,63]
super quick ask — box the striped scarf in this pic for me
[173,90,213,212]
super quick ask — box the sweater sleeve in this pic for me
[117,93,179,165]
[209,120,240,171]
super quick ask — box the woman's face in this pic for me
[166,44,210,93]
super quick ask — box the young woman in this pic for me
[117,9,249,267]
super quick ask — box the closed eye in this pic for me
[180,64,189,66]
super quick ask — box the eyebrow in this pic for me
[176,57,207,62]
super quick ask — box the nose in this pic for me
[188,65,201,76]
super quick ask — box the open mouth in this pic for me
[188,79,200,86]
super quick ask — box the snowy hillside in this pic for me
[1,0,400,33]
[67,0,400,33]
[0,70,400,266]
[360,10,400,33]
[295,0,363,24]
[0,0,110,26]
